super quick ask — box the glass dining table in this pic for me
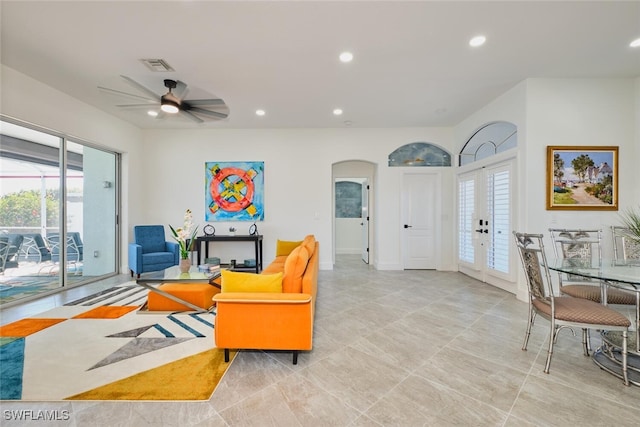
[546,258,640,386]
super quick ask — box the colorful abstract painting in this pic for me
[205,161,264,221]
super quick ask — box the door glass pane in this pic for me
[72,142,117,278]
[487,169,510,273]
[458,178,475,264]
[0,119,118,305]
[0,120,63,302]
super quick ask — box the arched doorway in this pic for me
[332,160,376,267]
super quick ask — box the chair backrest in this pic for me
[548,228,601,283]
[513,232,553,305]
[47,234,81,262]
[134,225,167,254]
[548,228,602,261]
[612,226,640,261]
[0,237,10,271]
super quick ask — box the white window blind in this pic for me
[458,178,475,264]
[487,169,510,273]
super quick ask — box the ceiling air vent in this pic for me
[140,58,174,72]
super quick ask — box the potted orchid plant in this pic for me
[170,209,199,272]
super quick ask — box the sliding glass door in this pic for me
[0,117,119,305]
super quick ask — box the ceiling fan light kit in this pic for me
[160,96,179,113]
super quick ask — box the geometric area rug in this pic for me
[0,283,236,401]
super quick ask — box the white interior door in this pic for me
[458,161,514,291]
[361,179,369,264]
[402,173,437,269]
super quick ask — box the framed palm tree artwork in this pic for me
[546,146,618,210]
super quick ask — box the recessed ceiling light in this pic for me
[339,52,353,63]
[255,109,266,116]
[333,108,343,116]
[147,110,158,117]
[630,38,640,48]
[469,35,486,47]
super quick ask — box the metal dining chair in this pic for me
[549,228,636,306]
[612,226,640,261]
[514,232,630,385]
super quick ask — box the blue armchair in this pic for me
[128,225,179,278]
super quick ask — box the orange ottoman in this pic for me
[147,283,219,311]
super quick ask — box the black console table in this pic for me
[196,234,263,273]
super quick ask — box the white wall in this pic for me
[455,78,639,301]
[524,78,638,250]
[141,127,455,270]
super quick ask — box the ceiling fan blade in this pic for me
[116,103,158,109]
[98,86,156,103]
[173,80,189,100]
[186,99,227,106]
[120,75,161,101]
[180,110,204,123]
[189,107,228,119]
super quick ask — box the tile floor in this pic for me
[1,255,638,426]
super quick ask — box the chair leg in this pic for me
[292,350,298,365]
[544,321,556,374]
[622,330,629,386]
[224,349,229,363]
[522,304,535,351]
[581,328,590,356]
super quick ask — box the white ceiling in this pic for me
[1,1,639,129]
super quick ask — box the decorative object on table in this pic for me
[169,209,199,273]
[244,259,256,268]
[208,258,220,266]
[230,259,236,268]
[249,222,258,235]
[546,146,618,210]
[619,206,640,243]
[205,161,265,222]
[228,226,236,236]
[203,224,215,236]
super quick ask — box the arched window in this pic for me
[459,121,517,166]
[388,142,451,167]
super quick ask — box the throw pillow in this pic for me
[276,239,302,257]
[282,245,309,293]
[221,270,283,293]
[301,234,316,257]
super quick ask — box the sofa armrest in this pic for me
[213,292,312,303]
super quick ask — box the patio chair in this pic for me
[2,234,24,270]
[17,233,51,263]
[514,231,630,385]
[0,237,10,273]
[47,233,82,264]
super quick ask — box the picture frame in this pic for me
[546,146,618,210]
[205,161,265,221]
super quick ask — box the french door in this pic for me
[458,160,515,292]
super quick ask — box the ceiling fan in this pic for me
[98,75,229,123]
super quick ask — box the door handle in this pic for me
[475,229,488,233]
[404,224,412,228]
